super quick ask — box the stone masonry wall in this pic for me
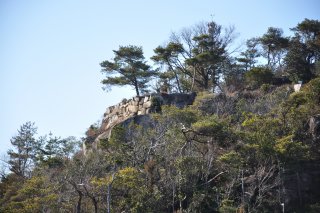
[101,95,153,133]
[94,93,196,143]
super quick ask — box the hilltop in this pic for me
[1,18,320,212]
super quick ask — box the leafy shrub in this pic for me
[192,115,234,146]
[260,83,273,93]
[161,105,199,126]
[150,96,163,112]
[245,67,274,89]
[302,77,320,104]
[193,91,215,107]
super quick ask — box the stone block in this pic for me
[144,96,149,102]
[105,108,110,115]
[128,105,139,113]
[110,114,118,122]
[294,84,302,92]
[140,108,146,115]
[112,106,119,114]
[106,106,114,114]
[143,101,152,108]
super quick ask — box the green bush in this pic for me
[302,77,320,104]
[150,96,163,112]
[245,67,274,89]
[260,83,272,93]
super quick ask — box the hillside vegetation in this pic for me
[1,19,320,212]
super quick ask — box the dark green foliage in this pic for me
[259,27,289,70]
[245,66,274,89]
[236,38,261,72]
[152,42,185,93]
[185,21,230,91]
[284,36,314,82]
[7,122,39,177]
[150,96,163,112]
[303,77,320,104]
[284,19,320,82]
[109,125,127,147]
[100,45,158,96]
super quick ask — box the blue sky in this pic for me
[1,0,319,157]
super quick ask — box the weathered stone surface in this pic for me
[110,114,118,123]
[294,83,302,92]
[143,101,152,108]
[102,93,196,131]
[144,96,150,102]
[89,92,197,153]
[139,108,146,115]
[309,114,320,142]
[106,106,114,114]
[128,105,139,113]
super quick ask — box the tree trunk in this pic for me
[76,191,82,213]
[191,67,196,92]
[134,80,140,96]
[107,184,111,213]
[168,62,182,93]
[172,182,175,213]
[296,172,303,207]
[83,185,99,213]
[92,198,98,213]
[135,87,140,96]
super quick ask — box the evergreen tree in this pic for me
[236,38,261,71]
[152,42,185,93]
[185,21,232,91]
[7,122,40,177]
[284,19,320,82]
[100,45,158,96]
[259,27,289,70]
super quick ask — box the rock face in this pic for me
[89,93,196,150]
[309,114,320,142]
[294,83,302,92]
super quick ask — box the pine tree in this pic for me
[7,122,39,177]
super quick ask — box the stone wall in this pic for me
[101,95,152,133]
[94,93,196,144]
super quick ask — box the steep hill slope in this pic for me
[82,79,320,212]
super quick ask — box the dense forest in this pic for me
[1,18,320,212]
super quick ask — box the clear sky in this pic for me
[1,0,319,157]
